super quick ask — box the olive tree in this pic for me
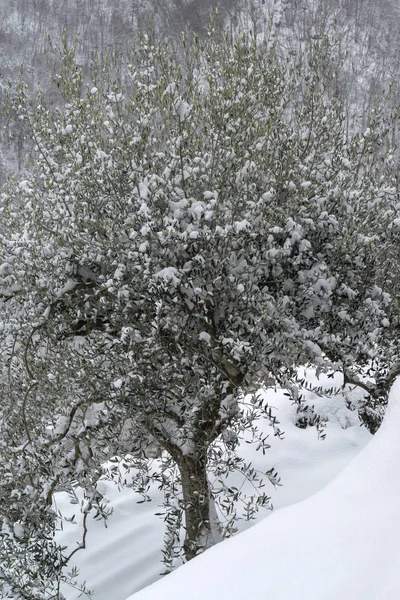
[0,29,398,599]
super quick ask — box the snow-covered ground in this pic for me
[129,377,400,600]
[57,372,372,600]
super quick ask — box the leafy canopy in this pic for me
[0,28,399,599]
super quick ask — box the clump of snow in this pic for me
[63,124,73,135]
[153,267,181,287]
[198,331,211,344]
[13,523,25,539]
[175,100,191,123]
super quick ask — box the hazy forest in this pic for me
[1,0,400,181]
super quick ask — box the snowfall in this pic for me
[56,371,400,600]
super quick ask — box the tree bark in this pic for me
[177,452,216,561]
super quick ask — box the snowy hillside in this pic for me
[57,374,371,600]
[128,378,400,600]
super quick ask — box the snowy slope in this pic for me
[56,484,166,599]
[57,374,371,600]
[128,378,400,600]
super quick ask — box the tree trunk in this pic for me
[177,452,218,561]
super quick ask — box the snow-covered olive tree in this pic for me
[0,28,398,599]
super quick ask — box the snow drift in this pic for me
[128,378,400,600]
[57,377,370,600]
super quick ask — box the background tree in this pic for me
[0,28,398,600]
[2,0,400,184]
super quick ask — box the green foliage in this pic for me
[0,25,399,598]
